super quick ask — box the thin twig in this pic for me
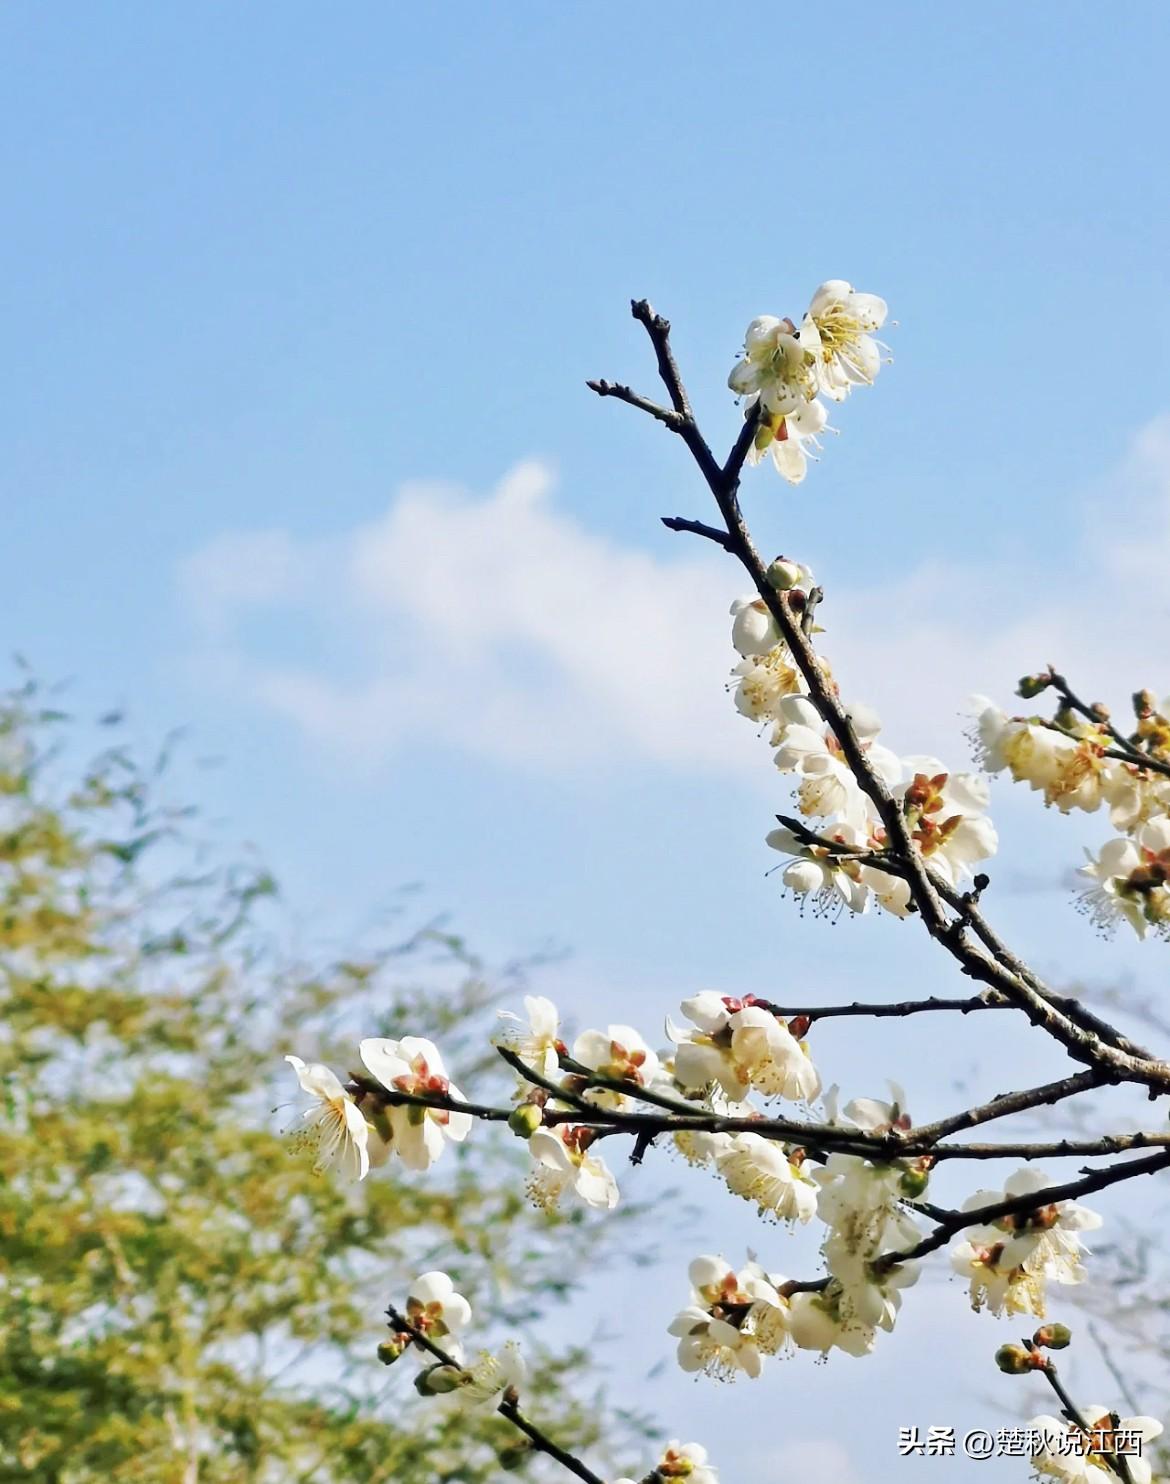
[386,1307,607,1484]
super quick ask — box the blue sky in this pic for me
[4,4,1170,1478]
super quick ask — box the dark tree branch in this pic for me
[585,378,683,430]
[660,515,734,549]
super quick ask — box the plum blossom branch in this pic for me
[385,1304,608,1484]
[881,1148,1170,1269]
[589,299,1170,1094]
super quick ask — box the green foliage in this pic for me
[0,682,630,1482]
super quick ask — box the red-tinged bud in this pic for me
[1016,673,1052,700]
[787,1014,812,1040]
[1033,1323,1072,1350]
[899,1165,930,1199]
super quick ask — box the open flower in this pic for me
[358,1036,472,1171]
[667,993,819,1102]
[950,1167,1102,1317]
[496,995,563,1082]
[787,1264,912,1358]
[1079,814,1170,940]
[526,1123,619,1211]
[765,823,872,916]
[284,1055,370,1181]
[654,1441,719,1484]
[800,280,888,402]
[1030,1407,1163,1484]
[453,1342,527,1410]
[669,1255,788,1380]
[747,399,829,484]
[716,1133,818,1223]
[728,316,818,415]
[571,1023,659,1110]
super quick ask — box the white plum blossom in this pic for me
[895,759,998,886]
[284,1055,370,1182]
[526,1123,619,1212]
[730,596,782,658]
[1030,1407,1163,1484]
[765,823,872,916]
[667,992,819,1102]
[496,995,563,1082]
[654,1442,720,1484]
[731,645,804,723]
[950,1167,1102,1318]
[571,1023,659,1110]
[729,288,889,483]
[727,315,817,416]
[728,1003,820,1101]
[747,398,829,484]
[404,1271,472,1364]
[452,1342,527,1410]
[1079,814,1170,940]
[783,1258,914,1353]
[669,1255,789,1380]
[800,280,889,402]
[358,1036,472,1171]
[715,1133,818,1224]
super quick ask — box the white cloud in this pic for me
[177,420,1170,777]
[178,459,755,773]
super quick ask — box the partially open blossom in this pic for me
[358,1036,472,1171]
[406,1271,471,1339]
[765,824,872,916]
[730,596,781,658]
[284,1055,370,1181]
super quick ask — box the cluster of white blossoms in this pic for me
[972,690,1170,941]
[284,1035,470,1182]
[950,1167,1103,1319]
[728,580,998,917]
[287,1003,1110,1380]
[1029,1406,1163,1484]
[728,281,889,484]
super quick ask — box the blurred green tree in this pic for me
[0,679,635,1482]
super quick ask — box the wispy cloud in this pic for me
[177,419,1170,778]
[178,460,753,773]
